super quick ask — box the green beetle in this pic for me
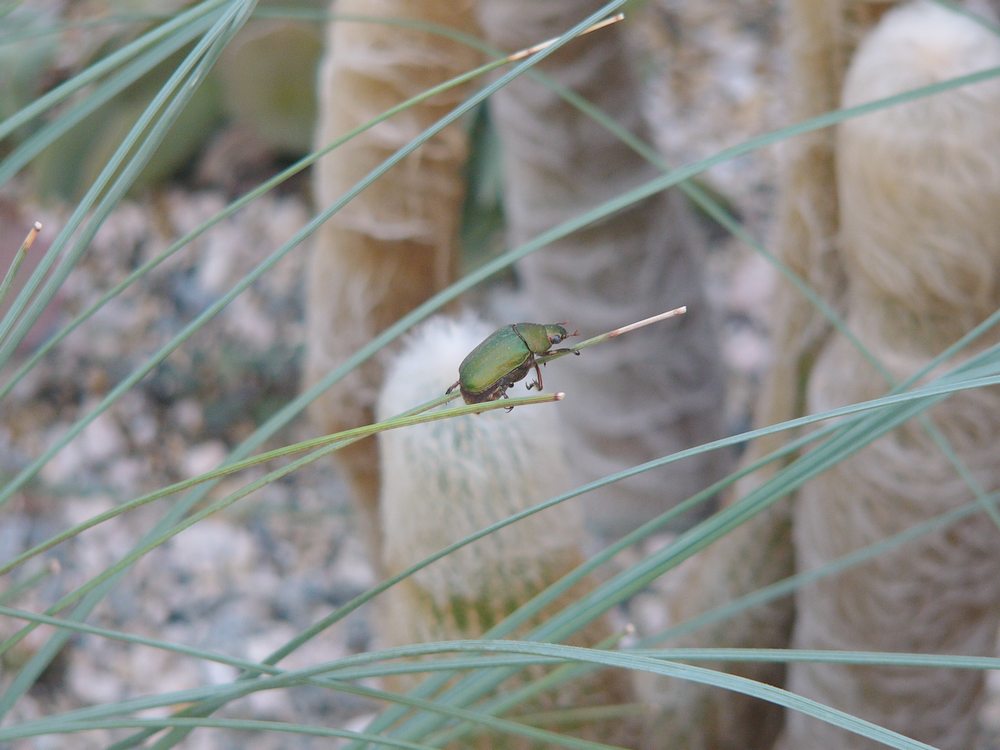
[446,322,579,405]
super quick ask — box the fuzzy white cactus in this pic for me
[376,314,637,744]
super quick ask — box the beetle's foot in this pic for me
[527,380,540,391]
[504,405,514,413]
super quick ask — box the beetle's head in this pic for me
[545,323,577,345]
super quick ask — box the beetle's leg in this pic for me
[549,347,580,357]
[527,356,543,391]
[446,380,460,395]
[498,388,516,412]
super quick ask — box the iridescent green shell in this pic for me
[454,323,569,402]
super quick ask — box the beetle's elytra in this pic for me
[446,322,579,406]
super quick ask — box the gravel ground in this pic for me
[1,184,378,748]
[1,3,997,748]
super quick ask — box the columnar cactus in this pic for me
[305,1,480,564]
[376,315,637,746]
[639,2,1000,748]
[779,4,1000,747]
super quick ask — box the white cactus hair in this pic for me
[637,3,1000,747]
[377,313,494,417]
[837,0,1000,332]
